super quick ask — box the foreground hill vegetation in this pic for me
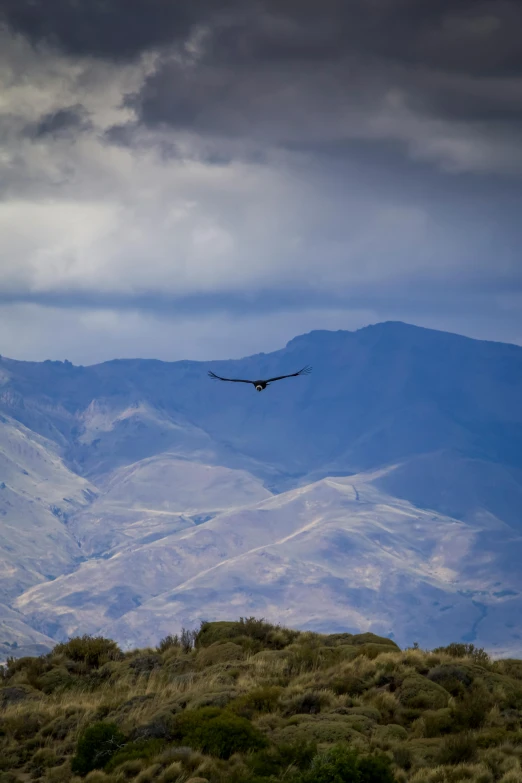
[1,618,522,783]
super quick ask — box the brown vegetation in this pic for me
[0,618,521,782]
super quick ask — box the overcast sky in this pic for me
[1,0,521,364]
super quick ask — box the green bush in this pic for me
[196,642,245,667]
[437,732,477,765]
[170,707,266,759]
[398,676,449,710]
[358,754,396,783]
[104,739,166,771]
[421,708,454,737]
[156,628,197,653]
[284,644,339,676]
[53,635,122,668]
[302,745,395,783]
[350,634,399,650]
[497,659,522,681]
[432,643,491,666]
[1,711,47,740]
[305,744,360,782]
[357,644,398,660]
[71,721,126,775]
[428,664,474,696]
[195,617,299,652]
[230,686,282,718]
[28,747,60,775]
[189,689,238,710]
[247,739,318,779]
[452,684,492,730]
[392,744,413,771]
[3,656,48,686]
[157,634,181,653]
[372,724,408,745]
[281,690,329,716]
[329,674,366,696]
[273,719,366,746]
[38,667,75,694]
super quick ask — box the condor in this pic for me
[208,365,311,392]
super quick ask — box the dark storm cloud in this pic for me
[123,0,522,165]
[198,0,522,77]
[0,0,209,59]
[25,105,92,139]
[3,0,522,76]
[4,0,522,143]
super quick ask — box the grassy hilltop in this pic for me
[1,618,522,783]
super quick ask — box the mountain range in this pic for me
[1,321,521,659]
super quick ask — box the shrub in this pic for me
[53,635,122,668]
[372,724,408,746]
[432,643,491,666]
[392,745,413,771]
[497,660,522,681]
[28,747,60,775]
[437,732,477,765]
[247,739,318,778]
[273,719,366,747]
[305,744,360,782]
[281,690,330,716]
[358,754,396,783]
[230,686,282,718]
[398,676,449,710]
[170,707,266,759]
[357,644,399,660]
[38,667,75,694]
[284,644,339,676]
[195,617,299,652]
[196,642,245,667]
[302,745,396,783]
[428,664,474,696]
[351,634,400,650]
[157,634,180,653]
[3,655,49,688]
[329,674,366,696]
[1,711,47,740]
[189,690,238,710]
[422,708,455,737]
[0,685,37,708]
[129,654,162,674]
[71,722,126,775]
[452,684,492,730]
[104,739,166,772]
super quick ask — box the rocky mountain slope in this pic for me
[0,322,521,656]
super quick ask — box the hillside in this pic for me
[1,619,522,783]
[1,322,522,655]
[13,472,522,657]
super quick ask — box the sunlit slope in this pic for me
[15,471,522,655]
[67,456,272,556]
[0,414,94,597]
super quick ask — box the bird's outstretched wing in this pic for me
[265,365,312,383]
[208,371,254,384]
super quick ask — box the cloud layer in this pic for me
[1,1,521,361]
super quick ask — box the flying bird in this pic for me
[208,365,312,392]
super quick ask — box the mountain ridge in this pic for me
[1,321,521,656]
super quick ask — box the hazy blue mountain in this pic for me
[15,471,522,657]
[2,321,521,519]
[1,322,521,654]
